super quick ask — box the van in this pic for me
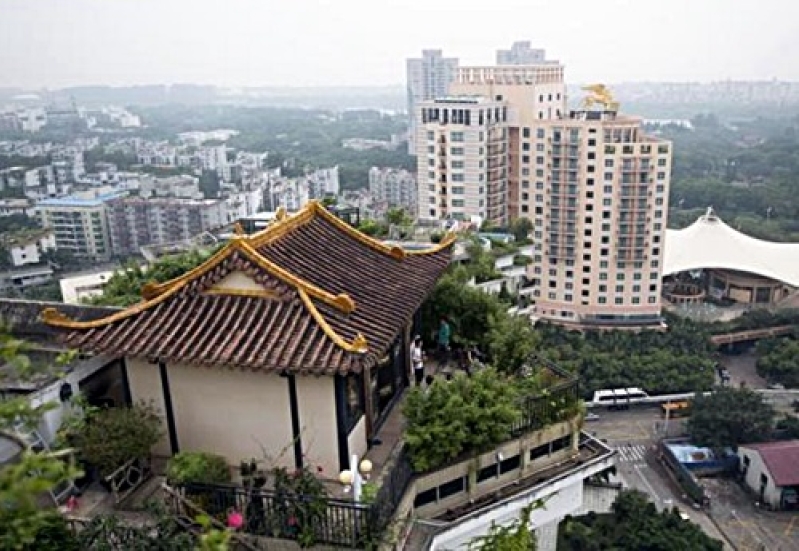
[592,387,650,409]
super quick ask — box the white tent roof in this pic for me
[664,208,799,287]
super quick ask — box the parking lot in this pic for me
[703,477,799,551]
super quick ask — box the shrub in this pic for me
[167,452,231,485]
[75,402,163,476]
[403,369,520,471]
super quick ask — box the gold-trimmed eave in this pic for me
[42,235,357,331]
[142,236,355,312]
[297,288,368,354]
[249,200,457,259]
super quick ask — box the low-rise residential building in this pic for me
[264,176,310,212]
[0,199,33,217]
[59,270,116,304]
[106,196,227,257]
[368,167,417,213]
[0,229,56,267]
[305,166,340,199]
[36,191,126,260]
[738,440,799,510]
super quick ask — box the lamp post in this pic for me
[338,454,373,502]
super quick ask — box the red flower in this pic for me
[227,511,244,530]
[288,516,298,526]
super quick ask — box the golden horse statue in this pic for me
[581,84,620,111]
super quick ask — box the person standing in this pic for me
[437,317,451,369]
[410,335,425,386]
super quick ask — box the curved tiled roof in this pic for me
[664,208,799,287]
[42,202,454,375]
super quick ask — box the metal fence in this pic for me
[511,377,581,437]
[368,445,414,534]
[172,482,372,548]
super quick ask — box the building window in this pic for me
[451,147,465,155]
[452,174,465,182]
[427,131,434,140]
[451,186,465,194]
[452,199,465,207]
[451,160,464,169]
[615,297,623,305]
[451,131,464,142]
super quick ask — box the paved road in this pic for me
[589,407,731,546]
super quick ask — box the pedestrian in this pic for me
[410,335,425,386]
[437,317,451,369]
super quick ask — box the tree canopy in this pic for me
[687,387,775,450]
[558,490,723,551]
[88,248,216,307]
[755,337,799,388]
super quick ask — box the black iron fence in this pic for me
[171,482,372,548]
[511,377,580,437]
[368,444,414,533]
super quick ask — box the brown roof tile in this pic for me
[42,202,453,375]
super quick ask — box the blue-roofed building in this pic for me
[36,191,128,260]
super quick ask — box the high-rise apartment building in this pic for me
[527,108,671,328]
[496,41,549,65]
[417,64,567,225]
[37,191,126,260]
[106,197,228,257]
[368,167,417,213]
[415,97,509,225]
[414,46,672,327]
[406,49,459,154]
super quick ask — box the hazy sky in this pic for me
[1,0,797,88]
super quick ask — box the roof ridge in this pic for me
[250,200,457,258]
[41,236,357,331]
[297,288,368,354]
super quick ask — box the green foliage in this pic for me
[688,387,775,450]
[403,369,521,471]
[167,452,231,485]
[509,218,533,244]
[776,415,799,439]
[469,501,542,550]
[74,402,163,475]
[421,273,507,349]
[558,489,723,551]
[385,207,413,226]
[535,319,717,398]
[756,337,799,387]
[666,114,799,242]
[488,313,540,376]
[89,248,216,307]
[0,325,82,550]
[0,213,41,234]
[466,240,504,283]
[269,465,330,548]
[356,219,388,237]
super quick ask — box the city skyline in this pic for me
[2,0,798,89]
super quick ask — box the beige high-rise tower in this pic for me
[414,49,672,328]
[527,95,672,328]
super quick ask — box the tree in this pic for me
[89,248,217,307]
[385,207,412,226]
[509,218,533,244]
[558,490,723,551]
[688,387,775,450]
[403,369,520,471]
[0,327,80,549]
[487,313,540,376]
[469,501,542,550]
[421,273,507,350]
[756,338,799,387]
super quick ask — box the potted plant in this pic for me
[74,402,162,491]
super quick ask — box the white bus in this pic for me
[591,387,650,409]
